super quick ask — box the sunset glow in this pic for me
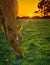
[29,14,33,18]
[17,0,40,17]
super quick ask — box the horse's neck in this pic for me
[0,0,17,21]
[0,0,18,32]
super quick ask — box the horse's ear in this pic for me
[16,24,23,31]
[1,25,4,32]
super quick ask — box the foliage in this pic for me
[38,0,50,16]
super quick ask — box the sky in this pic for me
[17,0,40,17]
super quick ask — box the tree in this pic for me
[38,0,50,17]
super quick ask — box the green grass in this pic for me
[0,19,50,65]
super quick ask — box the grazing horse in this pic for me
[0,0,22,57]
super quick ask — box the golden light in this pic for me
[17,0,40,17]
[29,14,33,18]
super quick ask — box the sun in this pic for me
[29,14,33,18]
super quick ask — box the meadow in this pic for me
[0,19,50,65]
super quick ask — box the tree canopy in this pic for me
[38,0,50,16]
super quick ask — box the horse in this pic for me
[0,0,23,58]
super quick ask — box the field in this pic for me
[0,19,50,65]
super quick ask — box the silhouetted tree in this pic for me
[38,0,50,16]
[35,11,39,13]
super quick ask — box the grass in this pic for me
[0,19,50,65]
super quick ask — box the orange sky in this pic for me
[17,0,40,17]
